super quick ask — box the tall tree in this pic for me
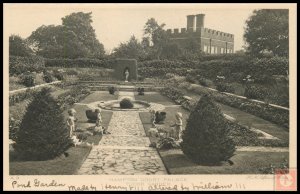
[9,35,33,57]
[244,9,288,57]
[61,12,105,58]
[143,18,169,59]
[27,12,105,59]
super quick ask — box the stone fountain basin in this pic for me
[98,100,151,111]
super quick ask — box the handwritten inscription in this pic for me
[12,179,66,189]
[11,179,244,191]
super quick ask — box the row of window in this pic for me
[203,45,233,54]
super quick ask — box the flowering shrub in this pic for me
[21,74,35,87]
[53,70,64,81]
[9,116,20,141]
[244,84,270,100]
[43,71,54,83]
[215,83,235,93]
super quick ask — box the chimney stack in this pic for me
[196,14,205,31]
[187,15,196,32]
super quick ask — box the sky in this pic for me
[4,4,259,54]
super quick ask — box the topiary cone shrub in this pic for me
[181,94,236,165]
[120,97,134,109]
[14,88,72,161]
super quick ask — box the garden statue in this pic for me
[125,69,129,82]
[170,112,183,140]
[67,108,77,137]
[149,109,156,127]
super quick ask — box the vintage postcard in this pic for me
[3,3,297,191]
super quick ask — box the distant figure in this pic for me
[67,109,77,137]
[125,69,129,82]
[170,112,183,140]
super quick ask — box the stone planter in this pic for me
[86,110,97,122]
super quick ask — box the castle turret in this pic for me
[187,15,196,32]
[196,14,205,31]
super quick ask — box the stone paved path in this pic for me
[77,91,167,175]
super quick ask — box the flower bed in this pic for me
[163,80,289,129]
[160,87,288,147]
[57,86,91,110]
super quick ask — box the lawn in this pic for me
[159,149,289,174]
[9,146,92,175]
[9,91,114,175]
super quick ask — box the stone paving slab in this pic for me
[99,135,151,147]
[77,148,167,175]
[77,90,168,175]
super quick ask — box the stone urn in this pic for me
[85,110,97,122]
[155,111,167,124]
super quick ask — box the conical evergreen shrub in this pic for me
[14,88,72,160]
[181,94,236,165]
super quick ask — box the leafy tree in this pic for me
[181,95,236,165]
[160,42,183,59]
[61,12,105,58]
[28,12,105,59]
[112,35,146,60]
[9,35,33,56]
[14,88,72,160]
[244,9,288,57]
[143,18,169,59]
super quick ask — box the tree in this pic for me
[160,42,183,59]
[112,35,146,60]
[9,35,33,57]
[143,18,169,59]
[244,9,288,57]
[14,88,72,160]
[181,95,236,165]
[61,12,105,58]
[27,12,105,59]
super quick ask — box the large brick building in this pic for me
[166,14,234,54]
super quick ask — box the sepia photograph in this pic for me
[3,3,297,191]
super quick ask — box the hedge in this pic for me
[139,56,288,84]
[45,58,115,69]
[9,56,45,76]
[139,60,197,69]
[138,67,190,78]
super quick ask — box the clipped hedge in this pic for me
[139,56,288,84]
[9,56,45,76]
[139,60,197,69]
[138,67,189,78]
[45,58,115,69]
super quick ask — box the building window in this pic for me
[204,45,207,53]
[221,48,224,53]
[214,47,217,54]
